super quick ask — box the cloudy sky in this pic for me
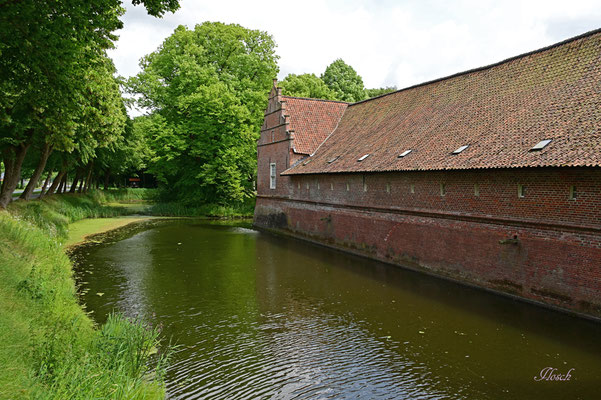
[109,0,601,114]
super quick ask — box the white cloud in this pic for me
[108,0,601,115]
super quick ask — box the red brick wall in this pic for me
[257,85,301,197]
[284,169,601,228]
[254,167,601,318]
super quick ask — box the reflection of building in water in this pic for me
[252,235,450,399]
[254,30,601,319]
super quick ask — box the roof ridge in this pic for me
[281,95,349,104]
[350,27,601,107]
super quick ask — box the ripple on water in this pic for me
[73,221,601,400]
[164,311,448,400]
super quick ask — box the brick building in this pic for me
[254,29,601,319]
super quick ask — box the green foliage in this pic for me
[321,59,367,102]
[0,207,169,399]
[6,190,153,240]
[132,0,180,17]
[0,1,124,150]
[32,313,169,399]
[365,86,398,98]
[129,22,279,205]
[279,73,338,100]
[149,198,255,218]
[0,0,180,206]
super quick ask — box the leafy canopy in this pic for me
[365,86,398,98]
[279,73,338,100]
[0,0,181,206]
[129,22,279,205]
[321,59,367,102]
[279,60,391,103]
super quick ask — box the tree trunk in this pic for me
[47,169,65,196]
[60,173,68,193]
[20,142,52,200]
[77,174,85,193]
[70,169,81,193]
[0,151,14,195]
[82,162,93,193]
[104,171,111,190]
[39,168,54,198]
[57,177,64,194]
[0,143,31,208]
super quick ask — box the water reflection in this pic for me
[73,220,601,399]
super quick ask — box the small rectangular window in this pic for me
[317,181,320,190]
[386,183,391,193]
[346,183,350,191]
[269,163,276,189]
[271,130,275,142]
[410,184,415,194]
[452,145,469,154]
[306,182,309,190]
[474,184,480,197]
[362,175,367,192]
[440,183,446,196]
[330,183,334,191]
[569,185,577,200]
[297,182,300,189]
[530,139,552,151]
[518,184,525,198]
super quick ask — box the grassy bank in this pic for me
[7,189,156,240]
[65,216,153,247]
[148,199,255,218]
[0,190,168,399]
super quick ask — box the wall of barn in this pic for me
[254,167,601,319]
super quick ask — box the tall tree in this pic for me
[129,22,279,205]
[279,73,338,100]
[0,0,180,207]
[321,59,367,103]
[365,86,397,98]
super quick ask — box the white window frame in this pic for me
[269,163,276,189]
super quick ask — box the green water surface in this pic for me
[71,219,601,399]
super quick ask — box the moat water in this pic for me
[71,219,601,399]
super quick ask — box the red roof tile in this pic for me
[282,96,347,155]
[284,29,601,175]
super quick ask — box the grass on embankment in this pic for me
[148,199,255,218]
[65,216,152,247]
[0,190,168,399]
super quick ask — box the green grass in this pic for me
[148,199,255,218]
[0,190,169,399]
[100,188,158,203]
[65,216,153,247]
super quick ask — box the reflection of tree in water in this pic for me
[76,220,601,400]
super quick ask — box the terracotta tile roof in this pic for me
[283,29,601,175]
[282,96,348,155]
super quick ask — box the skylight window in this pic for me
[452,145,469,154]
[398,149,412,158]
[327,155,340,164]
[530,139,552,151]
[358,154,370,162]
[303,158,312,166]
